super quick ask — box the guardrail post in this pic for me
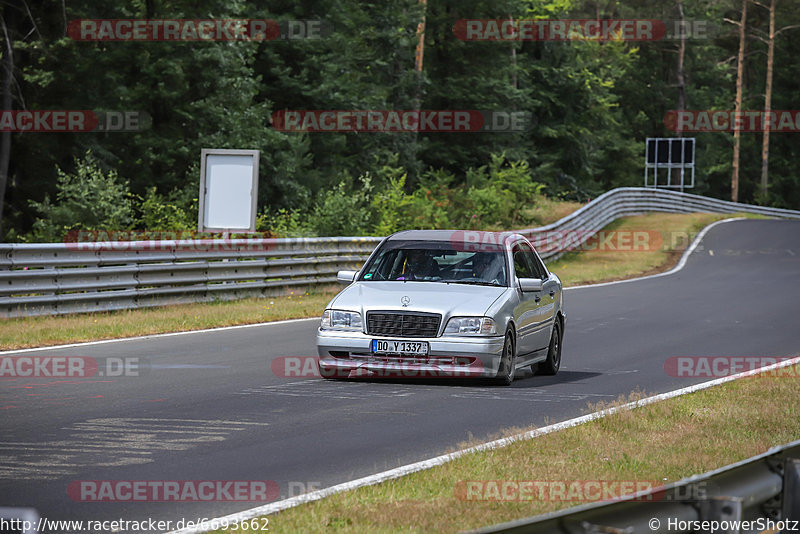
[699,496,742,533]
[783,458,800,519]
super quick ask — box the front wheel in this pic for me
[539,321,562,376]
[492,330,516,386]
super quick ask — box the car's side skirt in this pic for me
[515,346,548,369]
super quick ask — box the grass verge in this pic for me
[225,362,800,533]
[547,212,762,287]
[1,212,760,350]
[520,197,584,227]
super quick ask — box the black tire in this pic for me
[539,321,562,376]
[492,330,516,386]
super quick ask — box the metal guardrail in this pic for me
[518,187,800,262]
[473,439,800,534]
[0,237,382,318]
[2,187,799,318]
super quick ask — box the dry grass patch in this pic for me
[520,197,585,226]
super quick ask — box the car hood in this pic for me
[329,281,508,317]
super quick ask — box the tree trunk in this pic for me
[408,0,426,187]
[676,0,686,119]
[760,0,776,201]
[413,0,426,78]
[0,11,14,241]
[731,0,747,203]
[509,15,517,90]
[676,0,687,191]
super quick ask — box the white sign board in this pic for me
[198,149,259,232]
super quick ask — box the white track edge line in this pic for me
[166,353,800,534]
[4,217,747,354]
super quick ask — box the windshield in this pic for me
[359,240,507,286]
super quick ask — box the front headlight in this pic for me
[320,309,363,331]
[443,317,497,336]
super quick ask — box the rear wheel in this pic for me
[539,321,562,376]
[493,330,516,386]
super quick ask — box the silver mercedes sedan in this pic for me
[316,230,565,385]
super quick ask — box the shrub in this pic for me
[464,153,545,228]
[408,168,454,229]
[371,167,413,235]
[310,173,373,236]
[256,208,314,237]
[28,151,134,241]
[138,187,194,230]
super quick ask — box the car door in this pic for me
[511,241,542,357]
[526,245,557,351]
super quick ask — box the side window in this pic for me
[529,248,548,279]
[519,241,546,279]
[511,243,535,279]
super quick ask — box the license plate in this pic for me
[371,340,429,356]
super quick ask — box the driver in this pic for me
[399,249,439,280]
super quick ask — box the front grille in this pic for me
[367,312,441,338]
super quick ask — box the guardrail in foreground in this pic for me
[2,187,799,318]
[472,439,800,533]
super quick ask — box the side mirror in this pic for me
[519,278,543,292]
[337,270,358,284]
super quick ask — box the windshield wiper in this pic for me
[439,279,503,286]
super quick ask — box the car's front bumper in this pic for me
[316,329,505,379]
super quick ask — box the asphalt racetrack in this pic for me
[1,219,798,530]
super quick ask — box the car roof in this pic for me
[386,229,528,244]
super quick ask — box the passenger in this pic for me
[471,252,504,284]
